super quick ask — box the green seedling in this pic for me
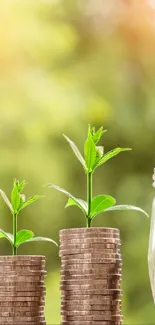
[48,125,149,228]
[0,179,58,255]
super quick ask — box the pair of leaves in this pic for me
[0,179,43,215]
[64,126,131,174]
[84,126,131,173]
[0,229,58,248]
[48,184,149,219]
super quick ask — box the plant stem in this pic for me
[87,172,92,228]
[13,213,17,256]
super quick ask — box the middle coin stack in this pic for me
[59,228,123,325]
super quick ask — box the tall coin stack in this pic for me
[0,255,46,325]
[60,228,122,325]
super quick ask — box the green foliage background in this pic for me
[0,0,155,323]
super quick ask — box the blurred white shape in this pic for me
[148,169,155,303]
[148,0,155,9]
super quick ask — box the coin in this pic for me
[0,305,44,311]
[61,315,123,321]
[61,258,122,265]
[61,298,122,305]
[60,242,120,249]
[60,273,122,280]
[61,321,122,325]
[61,310,121,317]
[0,317,46,325]
[60,238,121,245]
[61,252,121,259]
[60,233,120,240]
[0,296,45,301]
[0,270,47,276]
[0,291,46,297]
[60,278,121,284]
[61,264,121,271]
[0,255,45,260]
[0,316,45,323]
[0,281,45,286]
[61,304,121,311]
[61,290,122,296]
[59,249,120,257]
[0,284,46,291]
[59,228,120,235]
[0,275,45,282]
[0,260,46,266]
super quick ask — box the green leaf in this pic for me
[84,134,97,172]
[11,181,21,214]
[104,205,149,217]
[95,148,132,168]
[91,127,107,144]
[23,236,58,246]
[0,229,14,245]
[66,197,88,215]
[47,184,87,215]
[16,180,26,193]
[0,189,13,212]
[63,135,86,170]
[91,195,116,218]
[15,229,34,247]
[19,195,44,212]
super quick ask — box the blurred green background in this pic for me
[0,0,155,323]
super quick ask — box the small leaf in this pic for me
[84,134,96,172]
[91,195,116,218]
[47,184,87,215]
[104,205,149,218]
[0,229,14,245]
[92,127,107,144]
[16,180,26,193]
[11,181,21,214]
[95,148,132,168]
[19,195,44,212]
[23,237,58,246]
[66,197,88,215]
[15,229,34,247]
[63,135,86,170]
[0,189,13,212]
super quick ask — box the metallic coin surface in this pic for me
[61,315,123,321]
[0,296,45,301]
[60,243,120,249]
[60,228,120,233]
[60,233,120,240]
[0,270,47,276]
[0,276,45,282]
[0,281,45,287]
[61,310,122,316]
[61,305,121,312]
[61,253,121,259]
[60,239,121,246]
[60,279,121,286]
[61,322,121,325]
[0,285,46,292]
[60,274,122,280]
[59,249,120,257]
[0,291,46,297]
[61,291,123,298]
[61,298,122,305]
[61,258,122,265]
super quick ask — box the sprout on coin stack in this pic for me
[0,179,57,325]
[48,125,149,325]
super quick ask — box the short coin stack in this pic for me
[0,255,46,325]
[60,228,122,325]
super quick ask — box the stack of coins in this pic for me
[59,228,122,325]
[0,255,46,325]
